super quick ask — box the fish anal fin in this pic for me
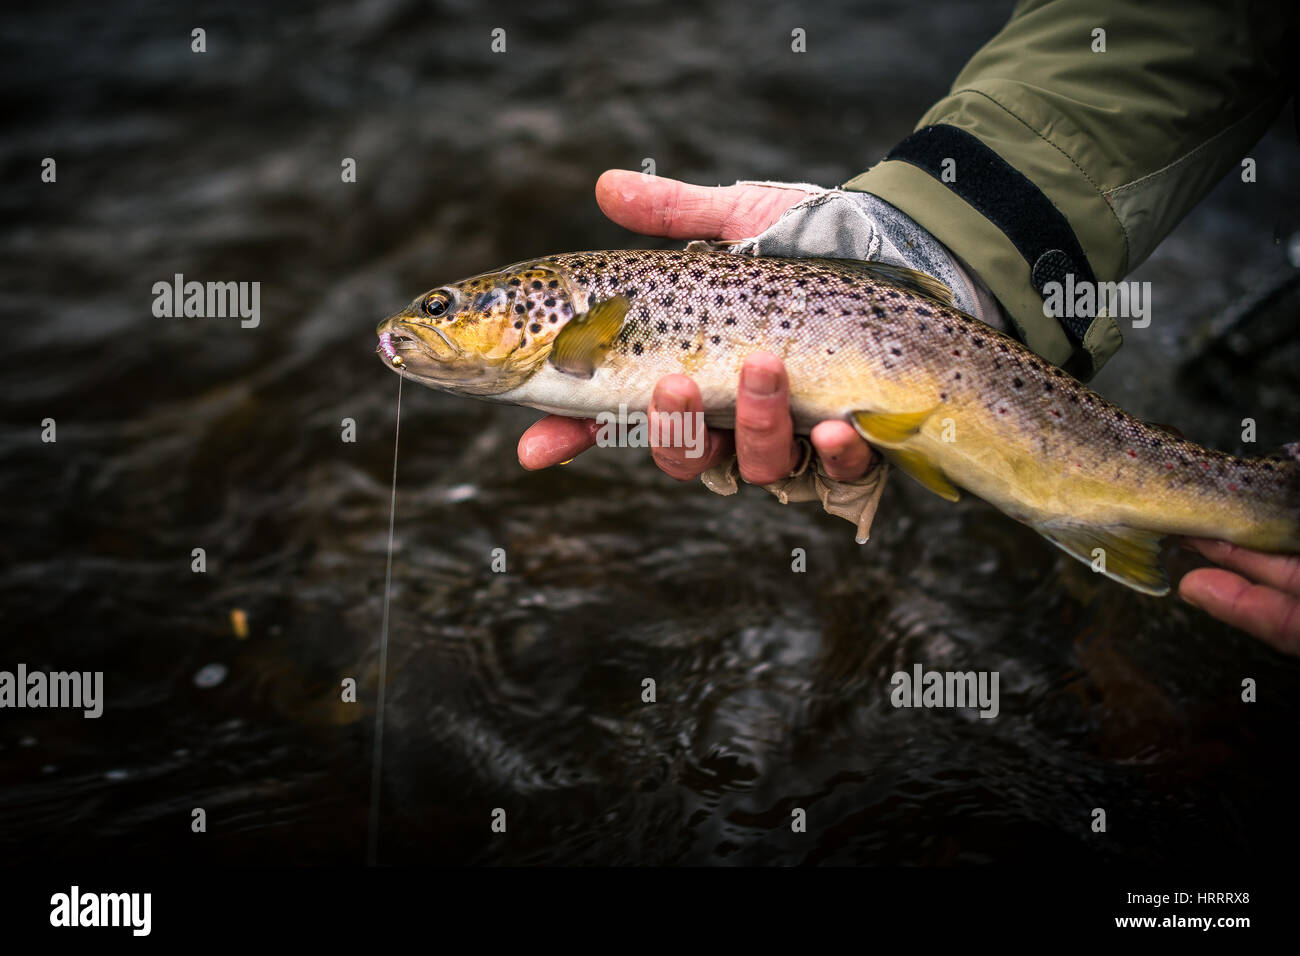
[548,295,630,378]
[1037,522,1169,596]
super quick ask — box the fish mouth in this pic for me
[375,314,458,371]
[374,314,512,395]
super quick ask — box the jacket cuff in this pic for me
[845,87,1131,376]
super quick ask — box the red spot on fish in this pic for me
[1126,449,1136,458]
[1075,461,1082,468]
[1201,461,1209,470]
[1165,462,1174,470]
[1228,483,1238,491]
[952,350,961,357]
[998,406,1006,414]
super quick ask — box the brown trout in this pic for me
[375,249,1300,595]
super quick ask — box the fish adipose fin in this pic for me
[851,408,961,502]
[806,259,956,308]
[1036,522,1169,596]
[548,295,630,377]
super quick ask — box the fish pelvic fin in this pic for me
[851,407,961,502]
[882,447,961,502]
[1036,521,1169,596]
[851,407,936,446]
[548,295,630,378]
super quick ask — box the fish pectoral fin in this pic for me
[1036,522,1169,596]
[548,295,630,378]
[851,407,937,446]
[881,447,961,502]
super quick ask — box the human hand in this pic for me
[1179,538,1300,656]
[516,169,875,483]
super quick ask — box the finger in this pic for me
[649,375,733,479]
[1181,538,1300,595]
[517,415,599,470]
[810,420,874,481]
[734,352,799,485]
[1180,568,1300,656]
[595,169,809,241]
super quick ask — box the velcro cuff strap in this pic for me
[884,124,1097,347]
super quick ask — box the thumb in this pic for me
[594,169,809,241]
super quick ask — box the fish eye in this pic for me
[422,290,453,318]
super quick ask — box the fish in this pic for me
[374,249,1300,595]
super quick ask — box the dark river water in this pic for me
[3,0,1300,866]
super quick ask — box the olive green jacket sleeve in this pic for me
[845,0,1297,376]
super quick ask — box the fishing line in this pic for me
[367,367,403,866]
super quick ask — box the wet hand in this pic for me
[1179,539,1300,656]
[517,170,875,482]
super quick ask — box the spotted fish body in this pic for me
[376,249,1300,595]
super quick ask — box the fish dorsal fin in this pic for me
[548,295,630,378]
[1035,522,1169,596]
[805,258,956,309]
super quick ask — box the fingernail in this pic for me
[656,384,689,412]
[743,366,779,396]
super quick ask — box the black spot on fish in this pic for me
[916,308,931,317]
[815,308,826,315]
[548,279,559,288]
[711,335,720,344]
[715,294,724,305]
[632,342,643,355]
[1012,377,1023,388]
[624,288,637,297]
[513,321,523,329]
[657,321,667,333]
[944,324,953,334]
[780,320,790,329]
[1044,382,1053,393]
[971,337,984,347]
[544,297,555,307]
[724,317,735,325]
[530,323,541,333]
[532,281,543,290]
[683,307,693,315]
[890,347,902,356]
[514,304,526,314]
[887,291,900,299]
[509,278,521,286]
[681,341,690,350]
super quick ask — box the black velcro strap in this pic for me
[884,124,1097,347]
